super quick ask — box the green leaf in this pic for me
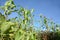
[1,22,14,34]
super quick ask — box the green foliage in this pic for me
[39,15,60,32]
[0,0,37,40]
[0,0,60,40]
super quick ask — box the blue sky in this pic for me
[0,0,60,27]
